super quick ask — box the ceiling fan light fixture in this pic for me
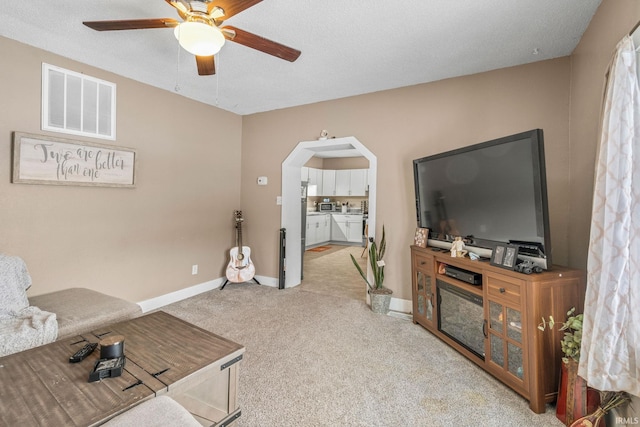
[174,21,225,56]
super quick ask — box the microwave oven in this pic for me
[318,202,335,212]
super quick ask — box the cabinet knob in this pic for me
[420,261,426,265]
[499,287,506,293]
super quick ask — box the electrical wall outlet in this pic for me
[191,265,198,275]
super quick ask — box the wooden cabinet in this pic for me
[412,252,435,329]
[485,272,528,395]
[410,245,584,413]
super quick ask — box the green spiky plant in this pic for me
[350,225,390,293]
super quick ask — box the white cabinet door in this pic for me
[308,168,323,194]
[322,170,336,196]
[346,218,363,242]
[306,216,321,247]
[349,169,367,196]
[319,214,331,243]
[330,215,348,241]
[335,170,350,196]
[301,167,309,182]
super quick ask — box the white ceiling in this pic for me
[0,1,601,116]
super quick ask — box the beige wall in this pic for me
[0,37,242,301]
[242,58,572,300]
[568,0,640,268]
[2,0,637,306]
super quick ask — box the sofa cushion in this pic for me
[102,396,201,427]
[29,288,141,339]
[0,306,58,356]
[0,255,32,314]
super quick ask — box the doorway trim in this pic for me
[281,136,377,288]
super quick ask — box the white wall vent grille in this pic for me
[42,63,116,140]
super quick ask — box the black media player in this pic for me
[444,265,482,286]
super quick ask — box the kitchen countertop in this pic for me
[307,211,364,216]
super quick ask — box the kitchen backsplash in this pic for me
[307,196,368,212]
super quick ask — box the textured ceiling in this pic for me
[0,1,601,115]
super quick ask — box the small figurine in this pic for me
[450,236,468,258]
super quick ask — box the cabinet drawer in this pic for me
[487,274,523,306]
[414,254,432,272]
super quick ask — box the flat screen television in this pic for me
[413,129,552,269]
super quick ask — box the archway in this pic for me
[281,136,377,288]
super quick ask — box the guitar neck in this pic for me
[237,224,243,249]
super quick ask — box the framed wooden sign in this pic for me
[12,132,136,188]
[414,227,429,247]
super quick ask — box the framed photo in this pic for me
[12,132,136,188]
[490,244,520,270]
[414,228,429,247]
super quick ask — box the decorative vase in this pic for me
[556,359,601,426]
[369,289,392,314]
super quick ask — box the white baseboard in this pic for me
[389,296,412,314]
[137,278,224,313]
[254,275,279,288]
[137,275,413,316]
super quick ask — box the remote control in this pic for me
[69,342,98,363]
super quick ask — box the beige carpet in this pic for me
[160,283,563,426]
[300,245,367,301]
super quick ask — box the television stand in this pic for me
[410,245,584,413]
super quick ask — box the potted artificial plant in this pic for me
[350,225,392,314]
[539,308,600,426]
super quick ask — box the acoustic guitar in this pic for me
[225,210,256,284]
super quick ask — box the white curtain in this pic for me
[579,35,640,395]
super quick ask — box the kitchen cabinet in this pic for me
[319,214,331,242]
[410,245,585,413]
[307,168,322,196]
[322,170,336,196]
[330,214,363,243]
[301,167,309,182]
[322,169,368,196]
[349,169,367,196]
[335,170,350,196]
[305,214,330,247]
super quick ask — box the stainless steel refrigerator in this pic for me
[301,182,307,280]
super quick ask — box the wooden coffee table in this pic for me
[0,311,245,426]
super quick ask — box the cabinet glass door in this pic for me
[416,270,433,321]
[489,301,504,366]
[488,300,524,382]
[506,307,523,379]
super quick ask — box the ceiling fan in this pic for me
[83,0,301,76]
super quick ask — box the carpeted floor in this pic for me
[161,281,564,426]
[300,245,367,301]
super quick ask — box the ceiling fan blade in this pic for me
[222,26,301,62]
[196,55,216,75]
[166,0,190,14]
[210,0,263,21]
[83,19,179,31]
